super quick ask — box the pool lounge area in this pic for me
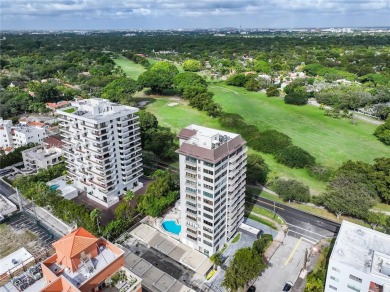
[162,220,181,235]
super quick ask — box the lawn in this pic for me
[210,83,389,169]
[113,56,146,79]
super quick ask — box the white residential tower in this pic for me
[57,98,143,207]
[177,125,247,256]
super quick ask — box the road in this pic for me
[248,196,340,243]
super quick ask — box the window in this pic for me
[203,240,212,247]
[203,198,213,206]
[203,191,213,198]
[330,276,339,282]
[349,275,362,283]
[331,267,340,273]
[347,285,360,292]
[204,169,213,175]
[329,285,337,290]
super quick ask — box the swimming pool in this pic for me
[162,220,181,235]
[50,184,60,191]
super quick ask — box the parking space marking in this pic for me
[284,237,302,265]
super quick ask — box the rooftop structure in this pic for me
[0,194,18,222]
[41,227,142,292]
[57,98,143,207]
[22,144,63,171]
[325,220,390,292]
[177,125,247,256]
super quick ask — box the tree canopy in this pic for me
[138,61,179,94]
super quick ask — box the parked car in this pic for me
[247,286,256,292]
[282,281,293,291]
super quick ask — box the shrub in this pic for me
[374,118,390,145]
[275,146,316,168]
[252,130,292,154]
[266,86,279,97]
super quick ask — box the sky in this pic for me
[1,0,390,30]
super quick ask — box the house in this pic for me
[41,227,142,292]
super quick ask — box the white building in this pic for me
[22,144,63,170]
[325,220,390,292]
[57,98,143,207]
[0,118,47,149]
[0,118,13,149]
[177,125,247,256]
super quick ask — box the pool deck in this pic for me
[130,223,213,276]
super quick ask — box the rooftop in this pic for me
[53,228,97,259]
[331,220,390,279]
[177,124,245,163]
[23,145,62,160]
[58,98,139,122]
[48,247,117,288]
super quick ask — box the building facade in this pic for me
[177,125,247,256]
[57,98,143,207]
[41,227,142,292]
[325,220,390,292]
[22,137,63,171]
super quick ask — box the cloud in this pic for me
[1,0,389,28]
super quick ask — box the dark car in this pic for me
[247,286,256,292]
[282,281,293,291]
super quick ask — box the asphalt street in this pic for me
[248,196,340,243]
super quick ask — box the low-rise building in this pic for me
[41,227,142,292]
[22,135,64,170]
[324,220,390,292]
[0,118,13,148]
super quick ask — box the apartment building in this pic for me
[57,98,143,207]
[177,125,247,256]
[41,227,142,292]
[325,220,390,292]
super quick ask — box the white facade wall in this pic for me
[22,145,63,170]
[57,98,143,208]
[0,118,13,149]
[178,125,246,256]
[12,127,46,147]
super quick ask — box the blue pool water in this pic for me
[50,184,60,190]
[162,220,181,235]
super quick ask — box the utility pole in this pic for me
[15,188,23,212]
[273,201,276,218]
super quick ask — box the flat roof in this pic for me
[0,247,33,275]
[330,220,390,279]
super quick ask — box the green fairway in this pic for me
[113,56,146,79]
[209,83,389,169]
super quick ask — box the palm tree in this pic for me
[123,190,135,203]
[90,208,101,233]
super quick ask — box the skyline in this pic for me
[1,0,390,30]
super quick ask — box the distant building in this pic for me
[324,220,390,292]
[57,98,143,207]
[177,125,247,256]
[41,227,142,292]
[0,118,47,149]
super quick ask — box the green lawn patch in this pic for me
[246,203,285,225]
[210,84,389,169]
[113,56,146,79]
[232,233,241,243]
[245,213,277,230]
[62,107,76,113]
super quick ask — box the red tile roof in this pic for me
[46,101,71,109]
[53,228,98,259]
[27,121,46,128]
[44,135,63,148]
[177,128,197,140]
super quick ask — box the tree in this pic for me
[251,130,292,154]
[371,158,390,203]
[254,60,271,74]
[252,234,272,255]
[210,251,223,268]
[374,118,390,145]
[90,209,101,233]
[266,86,279,97]
[143,127,176,159]
[222,248,266,291]
[123,190,135,202]
[226,73,250,87]
[366,211,388,230]
[273,179,311,203]
[323,168,378,218]
[284,86,309,105]
[182,59,202,72]
[173,72,207,96]
[246,153,270,184]
[101,77,139,102]
[138,110,158,132]
[245,77,261,91]
[114,201,132,222]
[138,61,179,94]
[275,146,315,168]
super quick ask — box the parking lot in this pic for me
[253,235,312,291]
[5,213,57,253]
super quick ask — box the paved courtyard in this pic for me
[253,235,312,291]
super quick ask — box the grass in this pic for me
[246,203,285,225]
[210,83,389,169]
[0,224,38,258]
[232,233,241,243]
[245,213,277,230]
[113,56,146,79]
[62,107,76,113]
